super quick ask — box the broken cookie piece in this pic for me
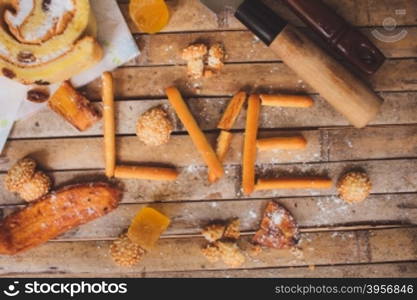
[216,241,245,268]
[253,201,300,249]
[207,43,225,72]
[182,44,207,79]
[200,218,245,268]
[201,243,221,263]
[202,223,226,243]
[247,244,263,257]
[223,218,240,240]
[202,218,241,242]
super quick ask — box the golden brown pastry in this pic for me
[4,157,51,202]
[0,0,103,84]
[18,171,51,202]
[110,233,145,267]
[182,44,207,79]
[0,182,121,255]
[48,81,101,131]
[5,0,76,44]
[201,243,221,263]
[136,106,173,146]
[216,241,245,268]
[4,157,37,192]
[223,218,240,240]
[207,43,225,72]
[200,218,245,267]
[247,244,263,257]
[201,223,225,243]
[337,171,372,203]
[252,201,300,249]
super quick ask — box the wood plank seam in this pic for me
[3,260,417,277]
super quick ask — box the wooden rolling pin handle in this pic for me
[269,24,382,128]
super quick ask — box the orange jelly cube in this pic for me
[127,207,171,251]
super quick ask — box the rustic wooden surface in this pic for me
[0,0,417,277]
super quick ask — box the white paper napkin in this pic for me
[0,0,140,153]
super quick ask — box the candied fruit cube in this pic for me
[48,81,101,131]
[127,207,171,251]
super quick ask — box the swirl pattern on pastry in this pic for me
[0,0,102,84]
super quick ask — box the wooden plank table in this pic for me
[1,0,417,277]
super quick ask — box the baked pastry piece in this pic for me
[4,157,37,192]
[182,43,225,79]
[0,36,103,85]
[182,44,207,79]
[201,242,245,267]
[207,43,225,71]
[4,157,51,202]
[200,218,245,267]
[0,0,103,84]
[215,241,245,268]
[2,0,89,56]
[201,243,221,263]
[253,201,300,249]
[0,182,121,255]
[109,207,170,267]
[18,171,51,202]
[337,171,372,203]
[223,218,240,240]
[110,233,145,267]
[136,106,173,146]
[247,244,263,257]
[5,0,75,44]
[201,218,241,243]
[48,81,101,131]
[202,223,225,243]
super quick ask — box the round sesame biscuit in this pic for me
[136,107,173,146]
[18,171,51,202]
[337,171,372,203]
[4,157,37,192]
[110,233,145,267]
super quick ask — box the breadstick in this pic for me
[114,165,178,181]
[242,94,261,195]
[260,94,314,108]
[217,91,247,130]
[209,130,233,183]
[255,178,333,191]
[102,72,116,178]
[165,87,224,179]
[257,136,307,151]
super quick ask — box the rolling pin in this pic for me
[201,0,383,128]
[281,0,386,75]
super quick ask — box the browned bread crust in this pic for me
[253,201,300,249]
[0,182,121,255]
